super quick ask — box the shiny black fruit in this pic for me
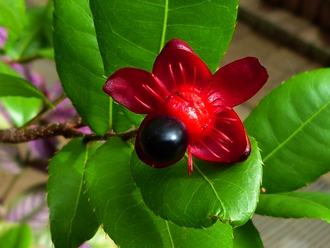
[139,115,189,163]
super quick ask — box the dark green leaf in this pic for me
[233,220,263,248]
[256,192,330,223]
[90,0,239,75]
[120,106,145,129]
[85,137,233,248]
[53,0,110,135]
[47,138,100,248]
[5,3,53,60]
[131,137,262,228]
[0,0,25,37]
[1,97,42,127]
[0,73,49,101]
[244,69,330,193]
[112,102,134,132]
[0,223,33,248]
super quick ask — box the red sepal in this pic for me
[207,57,268,108]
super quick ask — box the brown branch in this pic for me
[0,118,137,143]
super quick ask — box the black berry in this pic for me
[139,115,189,163]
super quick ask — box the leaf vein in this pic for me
[263,97,330,163]
[194,164,225,217]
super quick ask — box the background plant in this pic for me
[0,0,330,247]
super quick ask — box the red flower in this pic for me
[103,39,268,174]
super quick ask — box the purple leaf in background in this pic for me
[27,72,47,94]
[0,144,23,174]
[0,27,7,47]
[0,26,92,172]
[28,138,57,160]
[78,126,93,135]
[6,187,49,234]
[44,81,79,122]
[79,243,91,248]
[7,61,48,94]
[45,97,78,123]
[27,138,57,172]
[46,78,63,101]
[0,101,12,125]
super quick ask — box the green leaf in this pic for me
[131,137,262,228]
[0,69,46,127]
[0,73,48,101]
[233,220,263,248]
[112,102,134,132]
[53,0,110,135]
[90,0,239,75]
[256,192,330,224]
[47,138,100,248]
[1,97,42,127]
[5,3,53,60]
[112,102,144,132]
[0,223,33,248]
[244,69,330,193]
[85,137,233,248]
[0,62,20,76]
[0,0,26,38]
[36,48,54,60]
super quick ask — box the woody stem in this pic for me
[0,118,137,143]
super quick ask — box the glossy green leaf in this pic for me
[244,69,330,193]
[233,220,263,248]
[0,223,33,248]
[256,192,330,223]
[1,97,42,127]
[0,0,25,37]
[47,138,100,248]
[85,137,233,248]
[53,0,110,135]
[6,3,53,60]
[131,137,262,228]
[90,0,239,75]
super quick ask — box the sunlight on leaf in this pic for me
[0,0,26,38]
[0,222,33,248]
[1,97,42,127]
